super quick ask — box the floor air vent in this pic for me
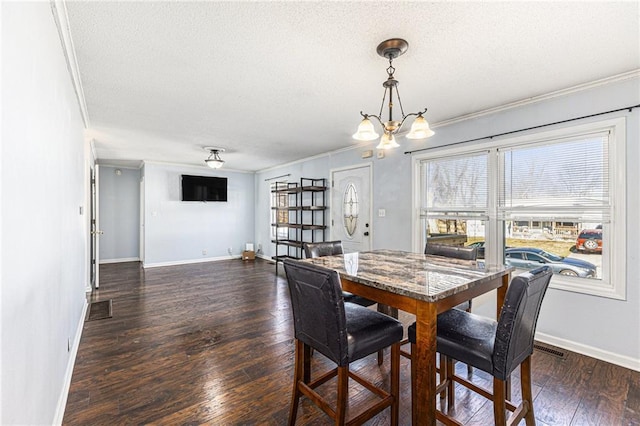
[87,299,113,321]
[533,342,567,359]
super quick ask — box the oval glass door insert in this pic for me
[343,183,359,237]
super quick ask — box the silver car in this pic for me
[504,248,597,278]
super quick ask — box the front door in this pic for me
[331,165,372,253]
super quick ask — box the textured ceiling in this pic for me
[65,1,640,172]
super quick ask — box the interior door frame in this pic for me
[329,163,373,249]
[90,164,100,289]
[139,175,145,266]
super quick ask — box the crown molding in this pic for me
[141,160,254,174]
[256,140,370,174]
[50,0,89,128]
[432,70,640,129]
[88,138,97,163]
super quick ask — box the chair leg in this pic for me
[288,340,304,426]
[335,366,349,425]
[303,344,312,384]
[446,357,455,410]
[493,377,507,426]
[465,303,474,377]
[410,342,418,426]
[438,354,447,400]
[390,342,400,426]
[376,305,399,366]
[521,356,536,425]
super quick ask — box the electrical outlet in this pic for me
[202,249,207,256]
[228,247,233,255]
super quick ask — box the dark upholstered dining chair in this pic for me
[424,242,478,260]
[283,259,403,426]
[424,242,478,312]
[303,241,376,308]
[408,266,553,426]
[303,241,389,365]
[303,240,343,258]
[422,242,479,377]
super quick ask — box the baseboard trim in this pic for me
[256,253,274,262]
[99,257,140,264]
[143,255,241,268]
[53,299,88,425]
[536,332,640,372]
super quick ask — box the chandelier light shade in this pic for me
[354,38,434,149]
[352,117,380,141]
[376,132,400,150]
[204,147,225,169]
[406,115,435,139]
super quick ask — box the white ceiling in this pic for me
[65,1,640,172]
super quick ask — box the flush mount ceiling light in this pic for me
[204,147,225,169]
[353,38,434,150]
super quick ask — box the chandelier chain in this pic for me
[375,56,406,129]
[386,57,395,77]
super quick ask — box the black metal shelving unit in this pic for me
[271,178,327,270]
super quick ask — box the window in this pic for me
[506,251,523,260]
[414,117,626,299]
[418,152,489,255]
[270,182,289,240]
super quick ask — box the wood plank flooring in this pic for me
[64,259,640,425]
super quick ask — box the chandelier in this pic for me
[204,147,225,169]
[353,38,434,150]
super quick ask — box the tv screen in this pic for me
[181,175,228,202]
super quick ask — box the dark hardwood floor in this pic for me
[64,259,640,425]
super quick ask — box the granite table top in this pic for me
[301,249,513,303]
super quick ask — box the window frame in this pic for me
[412,117,626,300]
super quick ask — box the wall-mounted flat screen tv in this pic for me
[181,175,228,202]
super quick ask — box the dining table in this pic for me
[302,249,513,425]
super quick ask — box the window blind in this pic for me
[420,152,489,220]
[498,132,610,222]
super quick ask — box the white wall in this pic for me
[99,165,141,262]
[255,76,640,369]
[143,163,255,266]
[254,147,415,260]
[1,2,88,424]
